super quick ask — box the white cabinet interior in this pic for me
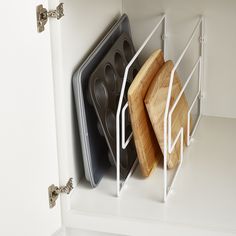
[49,0,236,235]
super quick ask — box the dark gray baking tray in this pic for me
[88,32,140,178]
[73,14,133,187]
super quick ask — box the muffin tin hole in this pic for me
[123,40,133,63]
[133,68,139,79]
[94,79,108,109]
[86,88,93,105]
[105,64,116,92]
[97,122,104,136]
[108,151,115,166]
[125,81,131,97]
[114,52,126,78]
[105,110,116,139]
[120,151,129,169]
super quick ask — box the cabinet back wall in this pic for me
[124,0,236,118]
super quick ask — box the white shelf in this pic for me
[65,228,121,236]
[68,116,236,235]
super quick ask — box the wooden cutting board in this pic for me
[145,60,191,169]
[128,50,164,176]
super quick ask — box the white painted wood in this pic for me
[124,0,236,118]
[52,227,66,236]
[53,227,122,236]
[65,117,236,235]
[48,0,122,221]
[64,226,235,236]
[2,1,236,235]
[6,1,231,235]
[0,1,61,235]
[66,228,122,236]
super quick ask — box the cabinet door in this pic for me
[0,1,61,235]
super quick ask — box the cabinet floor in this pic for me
[69,116,236,235]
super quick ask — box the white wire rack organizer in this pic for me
[116,14,205,202]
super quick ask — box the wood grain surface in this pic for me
[145,60,191,169]
[128,50,164,176]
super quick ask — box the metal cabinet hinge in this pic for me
[36,3,64,33]
[48,178,73,208]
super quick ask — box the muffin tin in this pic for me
[88,32,140,178]
[73,14,132,187]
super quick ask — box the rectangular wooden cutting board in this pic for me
[128,50,164,176]
[145,60,191,169]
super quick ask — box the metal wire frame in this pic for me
[116,14,167,197]
[164,16,204,202]
[115,14,204,202]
